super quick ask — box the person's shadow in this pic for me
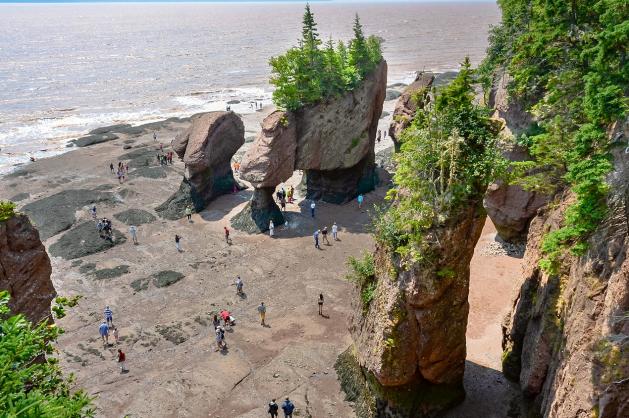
[238,292,247,300]
[321,314,330,319]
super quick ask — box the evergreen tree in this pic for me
[349,14,372,78]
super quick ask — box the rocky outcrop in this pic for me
[0,213,55,324]
[237,60,387,231]
[157,112,244,219]
[483,70,548,242]
[343,204,486,417]
[502,120,629,417]
[388,72,434,151]
[484,144,550,242]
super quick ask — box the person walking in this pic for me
[357,194,364,209]
[288,186,294,204]
[185,206,192,223]
[153,132,157,141]
[128,225,138,245]
[117,349,127,372]
[109,163,114,174]
[175,234,182,252]
[90,205,97,220]
[257,302,266,326]
[281,397,295,418]
[236,276,244,296]
[104,305,113,326]
[313,229,320,249]
[332,222,339,241]
[318,294,324,315]
[321,226,330,245]
[310,201,316,217]
[112,326,119,344]
[212,314,221,329]
[269,220,275,237]
[280,196,286,212]
[268,399,279,418]
[215,325,226,351]
[224,226,231,244]
[376,130,381,143]
[99,321,109,345]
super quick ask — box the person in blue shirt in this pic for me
[104,305,113,326]
[99,321,109,345]
[281,397,295,418]
[357,194,364,209]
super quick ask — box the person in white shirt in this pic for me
[332,222,339,241]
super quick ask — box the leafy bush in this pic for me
[0,291,93,417]
[480,0,628,274]
[374,58,504,263]
[270,4,382,111]
[0,200,16,222]
[346,251,377,307]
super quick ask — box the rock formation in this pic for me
[388,72,434,151]
[339,203,486,417]
[483,70,549,242]
[236,60,387,231]
[156,112,244,220]
[0,213,55,324]
[502,119,629,417]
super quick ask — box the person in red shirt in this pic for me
[224,226,231,244]
[117,349,127,372]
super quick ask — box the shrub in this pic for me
[0,200,16,221]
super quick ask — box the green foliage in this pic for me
[0,201,16,222]
[51,295,83,320]
[374,59,504,263]
[482,0,628,273]
[270,4,382,111]
[0,291,93,417]
[346,252,377,308]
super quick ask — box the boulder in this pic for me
[388,72,434,151]
[113,209,156,225]
[240,111,296,188]
[158,112,245,218]
[230,187,284,233]
[488,69,534,138]
[0,214,56,324]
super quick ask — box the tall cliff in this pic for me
[0,212,55,324]
[502,119,629,417]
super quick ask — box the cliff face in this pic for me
[388,72,434,151]
[344,204,486,417]
[156,112,244,219]
[236,60,387,231]
[0,213,55,323]
[502,119,629,417]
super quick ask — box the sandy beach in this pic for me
[0,96,524,417]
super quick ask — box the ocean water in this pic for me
[0,1,500,173]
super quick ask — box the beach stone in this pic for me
[385,89,402,101]
[122,145,132,150]
[133,166,168,179]
[113,209,156,225]
[92,265,130,280]
[130,277,150,292]
[10,192,30,202]
[153,270,185,288]
[161,111,244,215]
[79,262,97,274]
[48,221,126,260]
[121,146,157,169]
[388,72,435,151]
[71,133,118,147]
[21,189,115,240]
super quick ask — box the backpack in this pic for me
[283,401,294,413]
[268,403,278,413]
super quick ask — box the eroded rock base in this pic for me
[305,153,378,204]
[231,187,284,233]
[336,347,465,418]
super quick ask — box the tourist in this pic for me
[357,194,364,209]
[110,163,114,173]
[175,234,182,252]
[257,302,266,326]
[212,314,221,329]
[268,399,279,418]
[224,226,231,244]
[112,326,119,344]
[125,163,129,173]
[90,205,97,220]
[313,229,320,249]
[117,349,127,372]
[377,130,381,143]
[269,220,275,237]
[281,397,295,418]
[280,196,286,212]
[332,222,339,241]
[159,143,163,152]
[153,132,157,141]
[321,226,330,245]
[236,276,244,296]
[104,305,113,326]
[215,325,226,351]
[310,201,316,217]
[185,205,192,222]
[383,130,387,138]
[287,186,294,203]
[99,321,109,345]
[129,225,138,245]
[117,169,124,184]
[318,294,324,316]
